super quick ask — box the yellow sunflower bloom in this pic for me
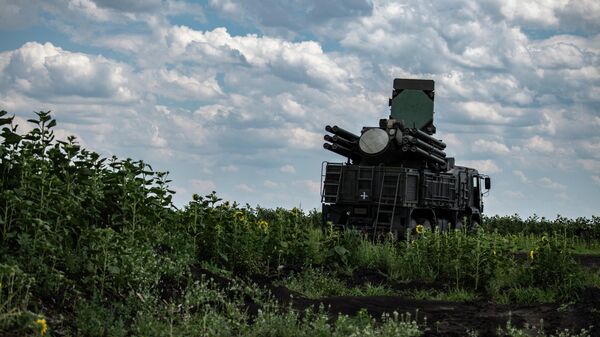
[291,207,301,216]
[36,318,47,336]
[415,224,425,234]
[257,219,269,231]
[234,211,246,222]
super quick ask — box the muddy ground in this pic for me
[191,255,600,337]
[279,287,600,337]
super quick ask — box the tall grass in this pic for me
[484,214,600,241]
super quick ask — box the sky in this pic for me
[0,0,599,218]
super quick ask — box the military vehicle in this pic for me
[321,78,491,235]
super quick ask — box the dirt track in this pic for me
[267,283,600,337]
[191,260,600,337]
[572,254,600,270]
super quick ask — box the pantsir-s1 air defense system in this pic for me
[321,79,491,235]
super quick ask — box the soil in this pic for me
[191,264,600,337]
[263,278,600,337]
[573,254,600,269]
[297,293,600,337]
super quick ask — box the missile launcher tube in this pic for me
[326,125,360,142]
[323,143,360,161]
[332,135,356,148]
[324,134,357,148]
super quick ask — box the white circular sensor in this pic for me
[359,128,389,155]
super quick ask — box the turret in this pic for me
[323,78,451,171]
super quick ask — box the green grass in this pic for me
[495,317,591,337]
[277,267,395,298]
[400,288,479,302]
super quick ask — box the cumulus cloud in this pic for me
[0,42,136,102]
[556,0,600,32]
[194,104,233,121]
[0,0,204,30]
[539,177,566,190]
[154,26,351,90]
[222,165,238,172]
[280,165,296,174]
[513,170,529,183]
[459,102,511,124]
[209,0,373,34]
[505,190,525,199]
[578,159,600,172]
[293,180,321,195]
[191,179,216,192]
[495,0,565,27]
[151,125,168,148]
[457,159,501,174]
[526,136,554,154]
[472,139,510,155]
[92,0,163,12]
[144,68,223,100]
[263,180,278,188]
[489,0,600,32]
[0,0,41,29]
[236,183,254,193]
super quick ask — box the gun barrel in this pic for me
[325,125,359,142]
[411,146,447,166]
[323,143,360,161]
[407,128,446,150]
[404,135,446,158]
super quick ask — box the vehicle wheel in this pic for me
[409,218,416,232]
[455,219,464,230]
[421,218,432,231]
[437,218,449,231]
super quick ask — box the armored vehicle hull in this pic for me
[321,162,485,234]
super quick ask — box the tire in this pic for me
[410,218,417,230]
[455,219,464,230]
[437,218,449,231]
[422,218,432,230]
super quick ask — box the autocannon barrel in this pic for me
[410,146,447,166]
[325,125,360,142]
[323,143,360,161]
[403,135,446,158]
[407,128,446,150]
